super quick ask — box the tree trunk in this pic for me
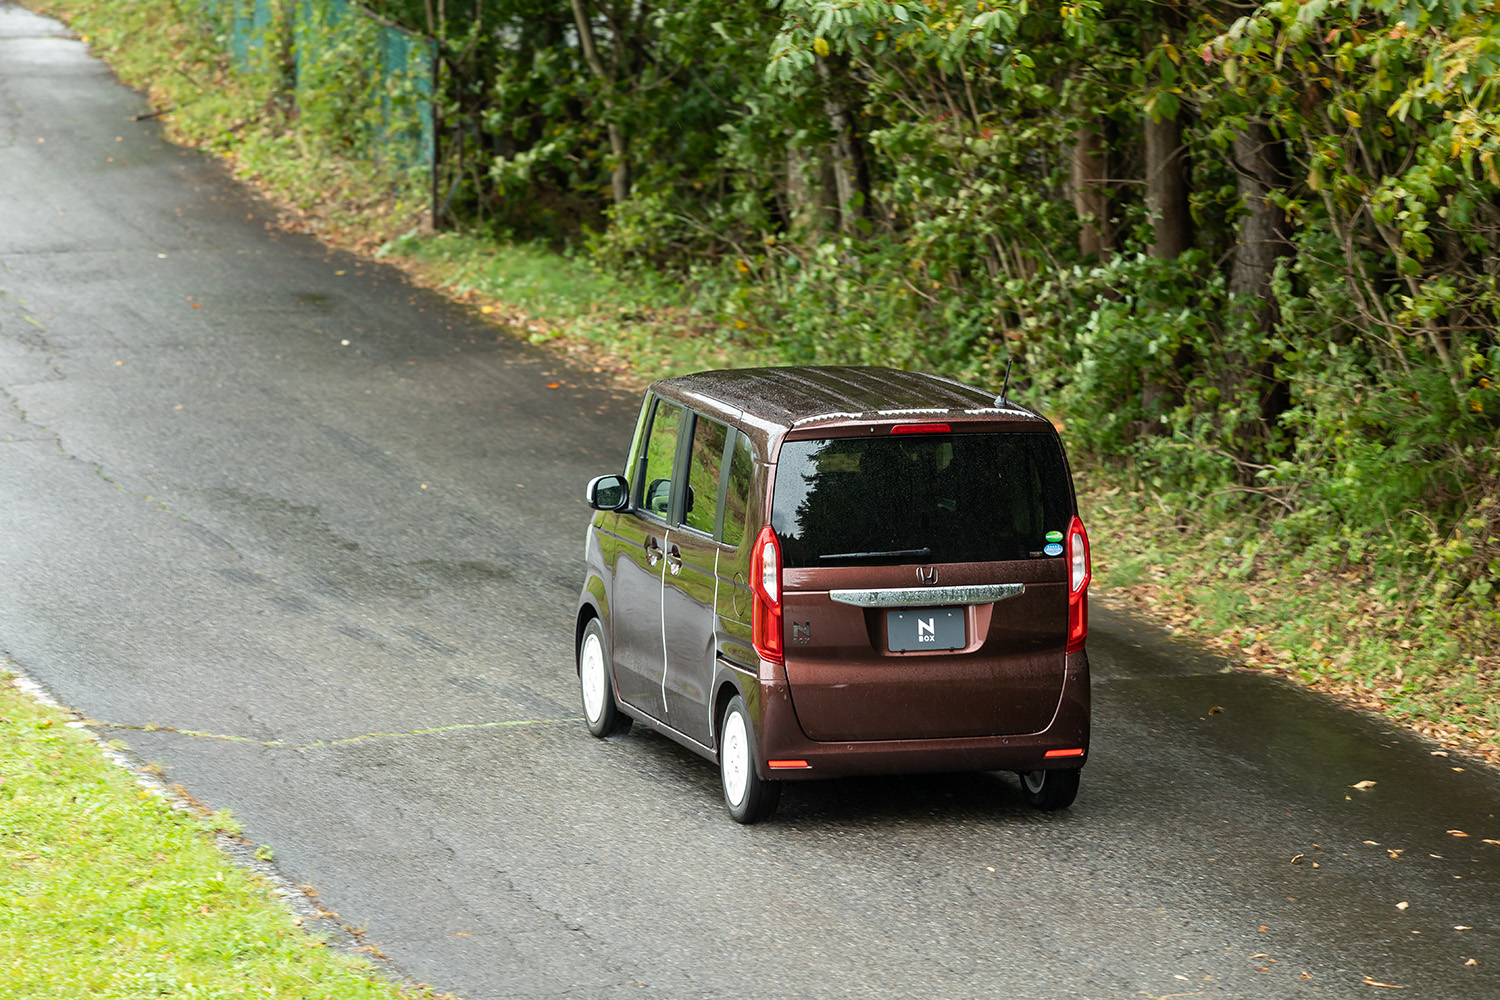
[1228,122,1292,467]
[1070,123,1110,258]
[815,57,869,233]
[569,0,630,205]
[1145,112,1192,259]
[1138,108,1195,436]
[786,145,835,235]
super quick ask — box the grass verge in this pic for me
[22,0,1500,769]
[1082,478,1500,766]
[0,669,446,1000]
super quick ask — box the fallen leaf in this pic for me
[1396,901,1410,910]
[1363,977,1403,988]
[1364,840,1380,846]
[1431,751,1448,756]
[1455,926,1472,931]
[1483,839,1500,846]
[1290,854,1305,865]
[1447,830,1470,837]
[1250,953,1270,959]
[1352,780,1377,790]
[1466,958,1479,966]
[546,382,561,388]
[1209,705,1223,714]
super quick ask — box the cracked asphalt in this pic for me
[2,4,1498,998]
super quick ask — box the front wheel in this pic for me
[719,695,780,824]
[1017,768,1080,811]
[578,618,629,737]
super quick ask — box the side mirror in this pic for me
[644,478,671,516]
[585,474,629,512]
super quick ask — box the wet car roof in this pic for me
[653,366,1045,430]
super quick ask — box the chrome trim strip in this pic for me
[828,583,1025,608]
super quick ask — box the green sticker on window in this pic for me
[1045,530,1064,543]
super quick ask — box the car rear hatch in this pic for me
[772,426,1074,742]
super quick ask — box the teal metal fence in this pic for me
[199,0,435,176]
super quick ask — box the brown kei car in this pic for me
[577,367,1091,823]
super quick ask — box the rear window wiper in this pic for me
[819,547,932,560]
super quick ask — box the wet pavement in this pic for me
[2,3,1497,997]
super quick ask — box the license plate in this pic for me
[887,607,965,652]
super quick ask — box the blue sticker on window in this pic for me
[1043,542,1064,557]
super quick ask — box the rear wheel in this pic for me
[720,695,780,824]
[578,618,629,737]
[1018,768,1080,811]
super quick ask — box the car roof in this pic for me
[651,366,1047,432]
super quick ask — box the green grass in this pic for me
[0,671,445,1000]
[379,230,781,383]
[1084,483,1500,760]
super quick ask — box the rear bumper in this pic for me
[753,649,1090,780]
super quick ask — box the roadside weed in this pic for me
[0,675,442,1000]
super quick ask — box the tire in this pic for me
[1017,767,1080,811]
[719,694,780,824]
[578,618,629,737]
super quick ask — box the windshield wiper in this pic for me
[819,547,932,560]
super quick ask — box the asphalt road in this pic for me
[2,5,1497,998]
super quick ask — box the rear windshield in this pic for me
[772,432,1072,568]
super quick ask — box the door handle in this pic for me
[666,543,682,576]
[644,536,662,567]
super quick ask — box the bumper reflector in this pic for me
[767,759,811,770]
[1044,748,1085,758]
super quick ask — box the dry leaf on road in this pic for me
[1352,780,1377,790]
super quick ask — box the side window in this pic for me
[720,431,754,547]
[620,396,652,498]
[684,417,728,536]
[636,400,684,518]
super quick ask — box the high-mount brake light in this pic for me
[891,422,951,435]
[750,525,784,662]
[1066,515,1091,653]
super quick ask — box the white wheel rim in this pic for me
[1022,770,1046,795]
[722,709,750,807]
[580,632,606,724]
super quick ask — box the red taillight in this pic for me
[891,422,951,434]
[750,525,783,662]
[1044,748,1085,758]
[767,759,811,769]
[1066,515,1090,654]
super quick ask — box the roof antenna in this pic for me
[999,356,1013,406]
